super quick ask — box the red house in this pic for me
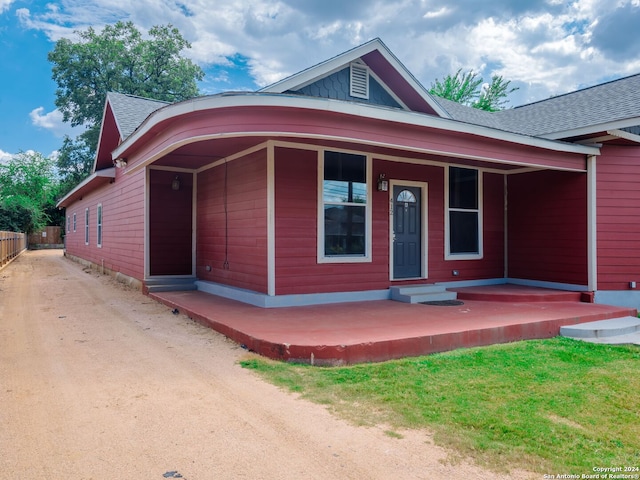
[57,38,640,309]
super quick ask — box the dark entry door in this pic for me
[393,185,421,279]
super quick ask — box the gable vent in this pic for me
[350,62,369,99]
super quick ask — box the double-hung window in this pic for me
[446,166,482,259]
[84,208,89,245]
[319,150,371,262]
[96,204,103,248]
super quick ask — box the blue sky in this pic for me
[2,0,640,161]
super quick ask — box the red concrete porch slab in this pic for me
[149,289,636,365]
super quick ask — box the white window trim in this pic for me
[84,208,89,246]
[444,166,484,260]
[317,149,372,264]
[96,203,103,248]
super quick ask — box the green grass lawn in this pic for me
[241,337,640,474]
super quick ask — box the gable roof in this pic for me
[260,38,449,117]
[93,93,170,172]
[107,92,169,139]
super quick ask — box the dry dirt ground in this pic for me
[0,250,535,479]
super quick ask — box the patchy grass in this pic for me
[241,337,640,474]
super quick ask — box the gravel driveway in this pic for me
[0,250,531,479]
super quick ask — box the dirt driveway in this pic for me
[0,250,531,479]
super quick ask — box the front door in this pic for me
[393,185,422,279]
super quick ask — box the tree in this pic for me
[48,21,204,186]
[0,152,60,233]
[56,135,94,196]
[429,69,518,112]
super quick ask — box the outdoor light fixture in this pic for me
[377,173,388,191]
[114,158,127,168]
[171,175,181,191]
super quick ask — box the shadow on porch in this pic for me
[149,285,636,365]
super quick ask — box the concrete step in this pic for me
[145,276,197,293]
[560,316,640,343]
[390,285,457,304]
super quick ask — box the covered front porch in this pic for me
[149,284,636,365]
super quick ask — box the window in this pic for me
[84,208,89,245]
[446,166,482,259]
[66,216,70,233]
[73,213,77,232]
[319,150,371,262]
[97,204,103,248]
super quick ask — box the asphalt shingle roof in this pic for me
[107,92,169,139]
[436,73,640,139]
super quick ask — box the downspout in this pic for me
[587,154,597,292]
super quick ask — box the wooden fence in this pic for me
[28,226,63,248]
[1,230,27,269]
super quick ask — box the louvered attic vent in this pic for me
[350,61,369,99]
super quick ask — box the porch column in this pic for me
[587,154,597,291]
[267,142,276,296]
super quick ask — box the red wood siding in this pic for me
[149,170,193,275]
[438,171,505,281]
[196,150,268,293]
[507,170,587,285]
[63,168,145,280]
[596,145,640,290]
[273,148,505,295]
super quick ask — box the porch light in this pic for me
[171,175,181,191]
[377,173,388,192]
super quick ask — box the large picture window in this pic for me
[319,150,371,262]
[446,166,482,259]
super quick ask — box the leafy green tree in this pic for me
[56,135,94,196]
[474,74,519,112]
[429,69,518,112]
[0,152,60,233]
[48,21,204,186]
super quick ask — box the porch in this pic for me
[149,284,637,365]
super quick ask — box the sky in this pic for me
[2,0,640,161]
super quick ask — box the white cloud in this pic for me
[0,149,14,164]
[14,0,640,107]
[29,107,84,138]
[0,0,14,13]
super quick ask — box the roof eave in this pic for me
[607,129,640,144]
[540,117,640,141]
[56,168,116,209]
[112,93,599,163]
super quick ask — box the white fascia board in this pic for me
[259,39,383,93]
[112,93,600,161]
[91,99,116,173]
[607,129,640,144]
[55,168,116,208]
[259,38,450,119]
[540,117,640,141]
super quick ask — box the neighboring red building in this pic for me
[57,38,640,308]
